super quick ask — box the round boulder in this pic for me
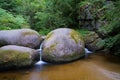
[0,29,42,49]
[0,45,40,70]
[42,28,85,63]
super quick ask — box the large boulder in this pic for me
[0,45,40,70]
[84,32,104,51]
[0,29,42,49]
[42,28,85,63]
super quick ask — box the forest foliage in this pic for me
[0,0,120,55]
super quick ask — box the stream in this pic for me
[0,51,120,80]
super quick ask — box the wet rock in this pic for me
[84,32,104,51]
[0,45,40,70]
[0,29,42,49]
[42,28,85,63]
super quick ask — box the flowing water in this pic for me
[0,48,120,80]
[38,41,44,61]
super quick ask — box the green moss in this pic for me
[22,31,37,36]
[0,50,31,67]
[43,47,85,62]
[70,30,84,44]
[76,29,91,36]
[49,43,57,50]
[45,32,53,41]
[43,42,57,54]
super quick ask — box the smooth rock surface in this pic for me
[0,29,42,49]
[42,28,85,63]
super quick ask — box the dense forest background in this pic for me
[0,0,120,55]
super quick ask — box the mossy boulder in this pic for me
[0,45,40,70]
[0,29,42,49]
[42,28,85,63]
[84,32,104,51]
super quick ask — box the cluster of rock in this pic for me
[84,32,104,52]
[0,29,42,70]
[0,28,85,70]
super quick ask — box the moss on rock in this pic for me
[45,32,53,41]
[42,28,85,63]
[22,31,38,36]
[70,30,84,44]
[0,45,40,70]
[84,32,104,51]
[0,50,32,68]
[0,29,42,49]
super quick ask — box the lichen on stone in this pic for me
[22,31,37,36]
[49,42,58,50]
[43,42,58,55]
[70,30,83,44]
[42,28,85,63]
[0,50,31,67]
[45,32,53,41]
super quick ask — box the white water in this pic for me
[39,42,43,61]
[85,48,92,58]
[35,41,48,65]
[85,48,92,54]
